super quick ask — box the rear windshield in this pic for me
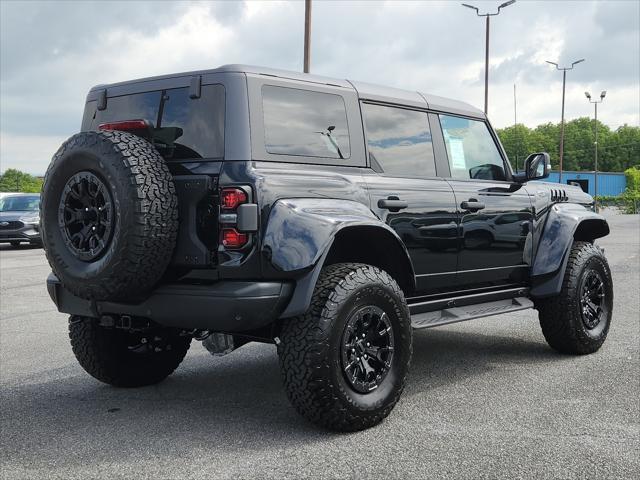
[83,85,225,160]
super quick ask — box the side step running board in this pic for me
[411,296,534,329]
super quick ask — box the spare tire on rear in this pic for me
[40,130,178,301]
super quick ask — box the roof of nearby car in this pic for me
[0,193,40,197]
[89,64,485,119]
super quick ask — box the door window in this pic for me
[439,114,506,181]
[362,103,436,177]
[262,85,351,159]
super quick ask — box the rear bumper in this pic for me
[46,274,293,332]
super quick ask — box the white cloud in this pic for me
[1,0,638,174]
[0,132,67,175]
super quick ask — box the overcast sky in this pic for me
[1,0,638,174]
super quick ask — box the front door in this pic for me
[437,113,533,289]
[360,102,459,294]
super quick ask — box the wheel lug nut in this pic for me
[364,354,368,359]
[366,342,370,347]
[362,333,366,338]
[141,338,147,344]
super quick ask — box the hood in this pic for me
[528,181,593,207]
[0,210,38,221]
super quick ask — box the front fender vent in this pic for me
[550,189,568,202]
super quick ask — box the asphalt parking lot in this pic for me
[1,211,638,480]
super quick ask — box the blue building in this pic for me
[539,171,627,197]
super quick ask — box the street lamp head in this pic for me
[600,91,606,99]
[572,59,585,67]
[546,60,559,68]
[461,3,479,13]
[585,91,592,100]
[498,0,516,11]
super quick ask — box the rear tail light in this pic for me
[219,187,251,249]
[221,228,248,248]
[221,188,248,210]
[98,119,152,138]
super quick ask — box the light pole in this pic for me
[514,83,519,171]
[546,58,585,183]
[585,90,606,212]
[462,0,516,115]
[303,0,312,73]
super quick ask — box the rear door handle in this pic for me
[460,200,485,212]
[378,197,408,212]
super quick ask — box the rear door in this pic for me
[437,114,533,289]
[361,102,459,294]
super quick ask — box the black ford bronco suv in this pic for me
[41,65,613,431]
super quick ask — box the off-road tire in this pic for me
[278,263,412,432]
[40,130,178,301]
[536,241,613,354]
[69,316,191,387]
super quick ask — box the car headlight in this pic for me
[20,215,40,224]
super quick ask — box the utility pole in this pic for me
[484,14,490,113]
[303,0,311,73]
[461,0,516,115]
[585,90,606,212]
[546,58,585,183]
[514,83,518,171]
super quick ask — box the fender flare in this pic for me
[261,198,414,318]
[530,203,609,298]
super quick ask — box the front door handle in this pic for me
[460,200,486,212]
[378,197,408,212]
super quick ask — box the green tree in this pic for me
[0,169,43,193]
[497,120,640,173]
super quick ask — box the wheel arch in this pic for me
[324,225,415,294]
[264,198,415,318]
[530,204,609,298]
[573,217,610,242]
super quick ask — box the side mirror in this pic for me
[524,152,551,181]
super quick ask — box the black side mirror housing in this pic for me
[514,152,551,183]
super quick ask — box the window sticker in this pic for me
[448,137,466,169]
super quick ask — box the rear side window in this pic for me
[90,85,225,160]
[262,85,350,159]
[439,114,506,181]
[361,103,436,177]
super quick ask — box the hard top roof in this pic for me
[90,64,485,119]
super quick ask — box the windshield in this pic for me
[0,196,40,212]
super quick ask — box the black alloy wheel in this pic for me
[580,270,607,331]
[341,305,395,393]
[58,171,114,262]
